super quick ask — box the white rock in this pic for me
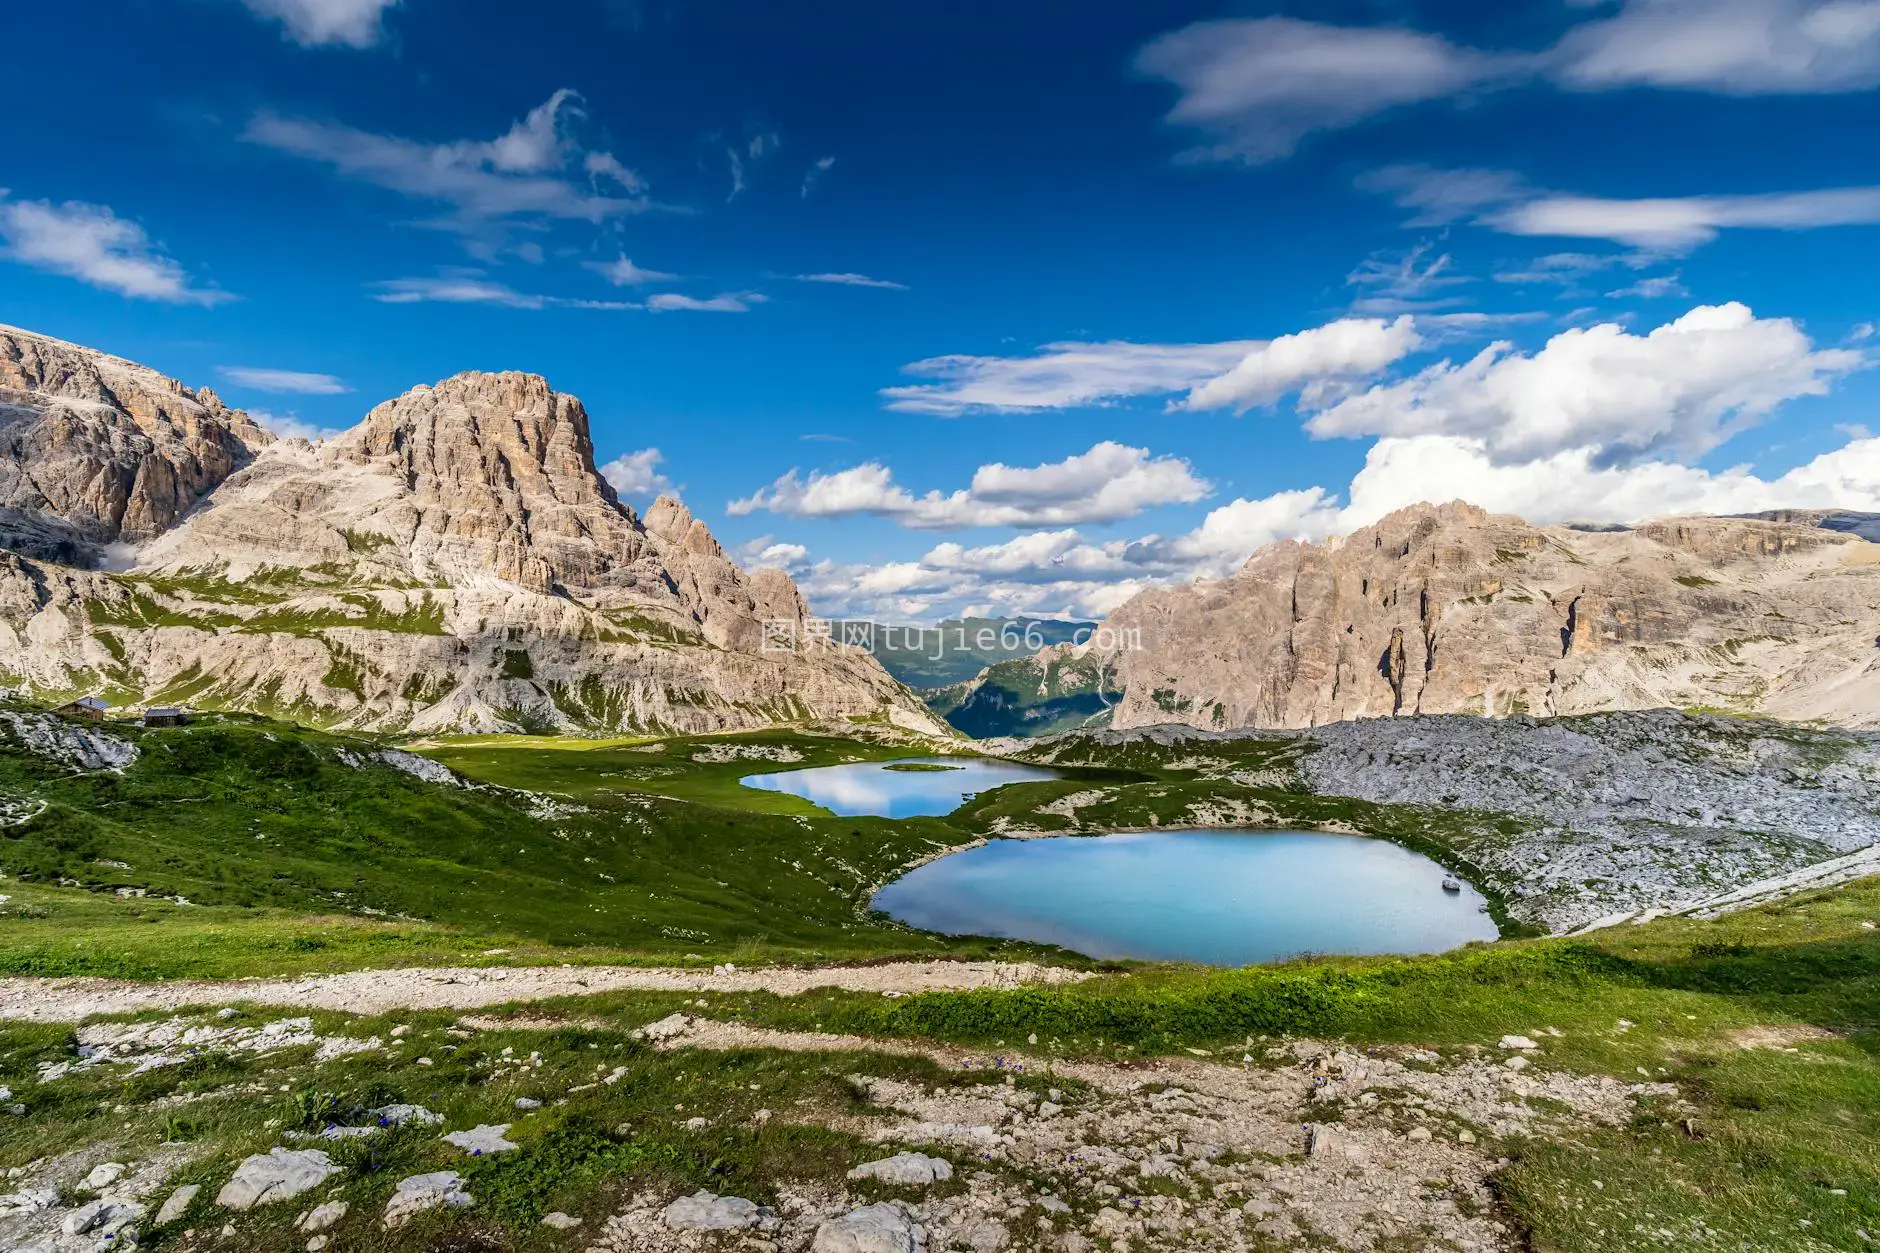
[441,1124,518,1155]
[847,1153,954,1187]
[1498,1035,1540,1051]
[514,1097,542,1110]
[308,1237,330,1252]
[541,1211,581,1229]
[154,1183,199,1224]
[964,1219,1009,1252]
[383,1172,473,1227]
[1406,1127,1433,1143]
[1304,1123,1337,1158]
[216,1148,338,1210]
[636,1013,694,1042]
[1503,1055,1532,1072]
[298,1200,348,1232]
[812,1202,928,1253]
[84,1162,127,1190]
[372,1103,441,1126]
[661,1190,768,1231]
[61,1198,146,1237]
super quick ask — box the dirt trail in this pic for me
[0,960,1090,1023]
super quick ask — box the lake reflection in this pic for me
[739,756,1061,817]
[873,829,1499,965]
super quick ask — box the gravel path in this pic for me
[0,960,1091,1024]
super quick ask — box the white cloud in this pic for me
[1850,321,1877,341]
[883,339,1260,415]
[238,0,397,47]
[1343,433,1880,526]
[600,448,672,497]
[249,408,349,442]
[645,291,765,313]
[1345,243,1472,315]
[372,274,636,310]
[1605,273,1689,299]
[728,442,1212,529]
[740,538,809,570]
[1134,18,1521,164]
[584,151,647,195]
[217,365,350,394]
[585,256,677,286]
[1552,0,1880,93]
[801,155,836,198]
[1308,303,1866,463]
[1139,3,1880,163]
[795,272,907,290]
[1367,164,1880,251]
[244,92,648,231]
[1178,316,1423,413]
[0,194,232,305]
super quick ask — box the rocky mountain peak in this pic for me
[0,324,271,563]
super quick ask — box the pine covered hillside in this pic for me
[0,325,943,736]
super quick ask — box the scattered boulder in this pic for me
[372,1104,441,1127]
[154,1183,199,1224]
[811,1202,928,1253]
[83,1163,127,1191]
[216,1148,337,1210]
[383,1172,473,1227]
[1499,1035,1540,1051]
[1304,1123,1337,1158]
[298,1200,348,1232]
[636,1013,693,1042]
[541,1211,582,1229]
[964,1219,1010,1252]
[441,1124,518,1155]
[61,1198,146,1238]
[0,1187,59,1216]
[661,1190,769,1231]
[847,1153,954,1187]
[514,1097,542,1110]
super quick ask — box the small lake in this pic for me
[739,756,1061,818]
[873,830,1498,966]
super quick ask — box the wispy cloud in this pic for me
[372,273,636,310]
[585,256,678,286]
[217,365,350,394]
[238,0,398,48]
[882,339,1259,415]
[1138,2,1880,164]
[1346,242,1471,314]
[1367,164,1880,250]
[801,155,836,198]
[0,193,233,305]
[645,291,766,312]
[244,91,650,233]
[794,272,907,290]
[1605,272,1689,299]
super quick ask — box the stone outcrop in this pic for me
[0,330,946,737]
[1088,501,1880,730]
[0,324,270,563]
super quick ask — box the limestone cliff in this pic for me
[0,336,946,737]
[0,325,270,564]
[1086,501,1880,731]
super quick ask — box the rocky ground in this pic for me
[0,962,1092,1025]
[0,1000,1677,1253]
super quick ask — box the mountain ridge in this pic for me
[0,326,945,737]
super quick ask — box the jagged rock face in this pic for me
[1091,501,1880,731]
[0,325,270,562]
[0,342,945,737]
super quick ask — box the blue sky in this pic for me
[4,0,1879,621]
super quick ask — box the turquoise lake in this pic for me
[739,756,1061,818]
[872,830,1500,966]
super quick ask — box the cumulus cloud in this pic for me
[217,365,350,394]
[245,91,649,232]
[1307,303,1866,463]
[729,442,1212,529]
[1179,316,1423,413]
[238,0,397,47]
[0,194,233,305]
[249,409,349,442]
[600,448,672,497]
[794,272,907,290]
[1138,2,1880,163]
